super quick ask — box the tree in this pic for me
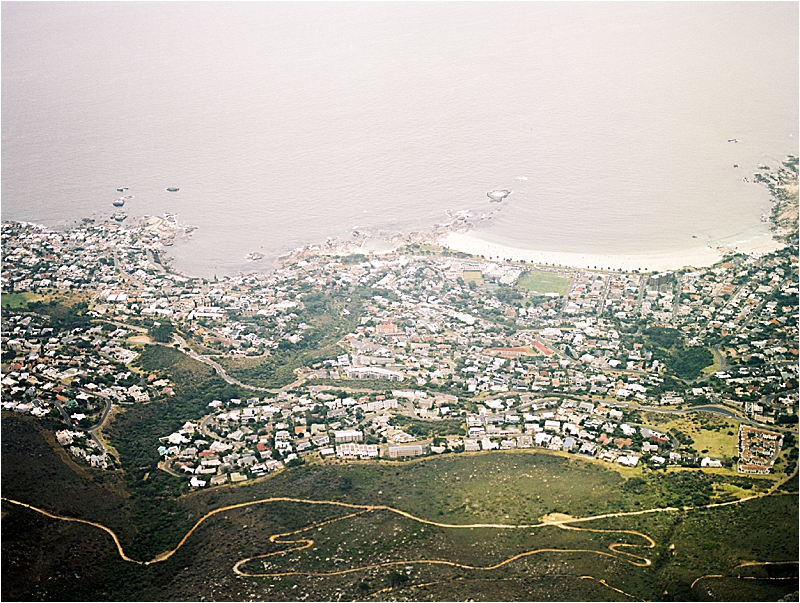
[387,570,409,588]
[357,581,371,596]
[149,321,175,343]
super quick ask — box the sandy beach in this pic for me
[439,231,785,272]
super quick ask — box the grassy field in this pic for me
[462,270,484,286]
[516,270,572,295]
[2,290,94,310]
[641,411,740,459]
[1,291,45,308]
[701,353,723,375]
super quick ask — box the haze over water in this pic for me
[3,3,797,278]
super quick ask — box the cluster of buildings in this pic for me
[1,307,175,467]
[157,383,737,489]
[737,424,784,474]
[1,216,797,484]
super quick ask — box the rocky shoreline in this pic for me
[755,155,799,245]
[275,211,477,265]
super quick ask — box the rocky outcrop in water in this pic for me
[487,189,511,202]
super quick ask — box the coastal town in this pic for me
[4,5,798,600]
[2,164,798,490]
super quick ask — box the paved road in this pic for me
[559,271,577,316]
[200,413,225,441]
[97,318,148,334]
[523,391,794,433]
[172,335,281,393]
[52,388,110,451]
[611,401,744,420]
[634,274,649,313]
[158,459,183,479]
[609,400,797,433]
[596,276,611,318]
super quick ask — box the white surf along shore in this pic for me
[438,230,785,272]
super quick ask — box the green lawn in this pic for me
[516,270,572,295]
[2,291,44,308]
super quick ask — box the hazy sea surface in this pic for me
[3,3,797,278]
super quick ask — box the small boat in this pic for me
[116,187,128,192]
[727,138,740,143]
[246,252,265,262]
[111,212,127,222]
[166,187,180,192]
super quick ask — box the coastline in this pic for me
[438,230,785,272]
[50,208,788,280]
[44,154,795,279]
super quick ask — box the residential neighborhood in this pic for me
[2,216,798,490]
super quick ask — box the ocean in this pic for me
[2,3,797,278]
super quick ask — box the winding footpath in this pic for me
[2,465,796,597]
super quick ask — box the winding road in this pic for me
[172,335,307,394]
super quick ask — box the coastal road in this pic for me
[146,249,166,273]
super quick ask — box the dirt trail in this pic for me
[1,465,795,591]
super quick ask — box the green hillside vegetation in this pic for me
[214,288,361,388]
[1,329,795,602]
[106,346,252,558]
[643,327,714,381]
[3,434,795,601]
